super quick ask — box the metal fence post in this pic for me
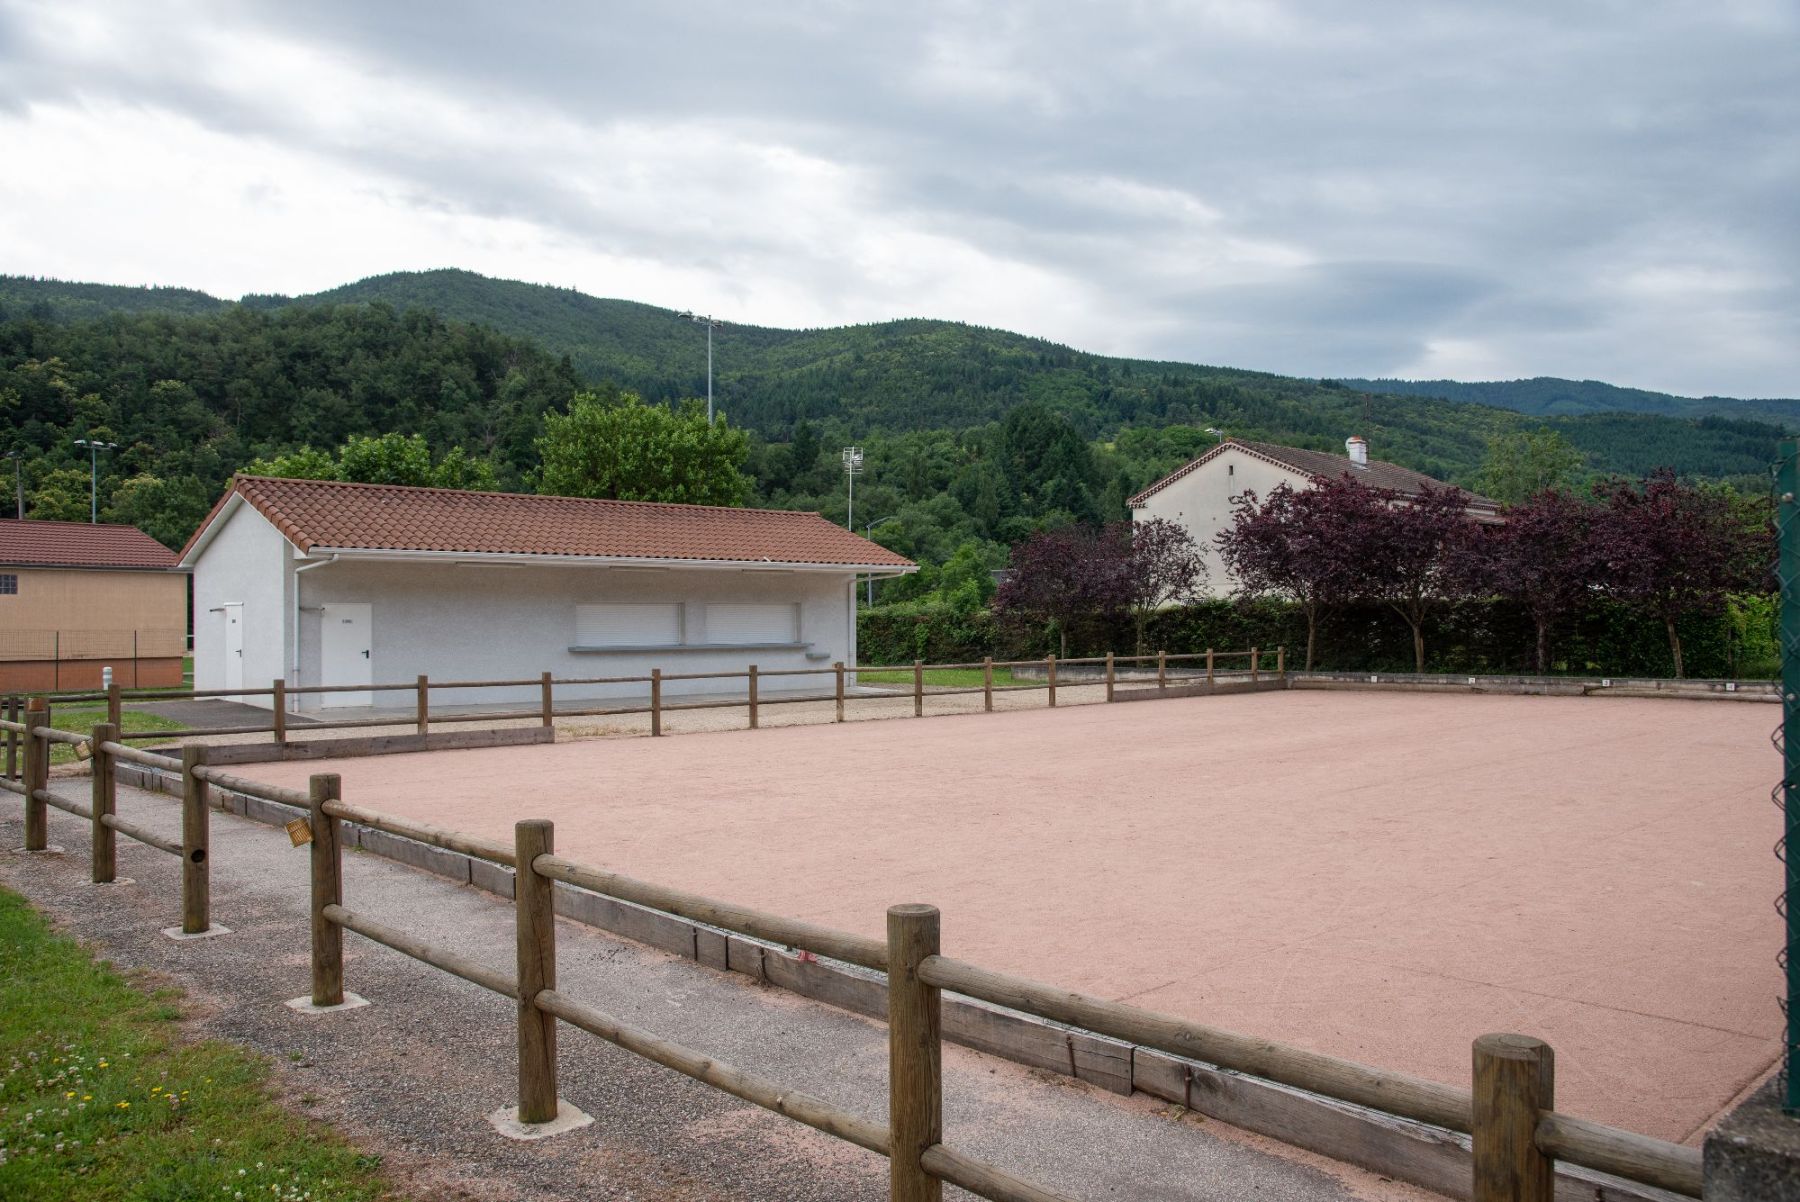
[1047,655,1057,707]
[22,697,48,851]
[650,668,663,737]
[514,819,559,1124]
[1472,1034,1554,1202]
[888,904,942,1202]
[91,722,117,883]
[180,745,210,935]
[913,659,924,717]
[748,664,759,729]
[310,774,343,1006]
[1779,437,1800,1112]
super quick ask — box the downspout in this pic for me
[291,557,337,711]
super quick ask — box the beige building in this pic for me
[0,519,187,691]
[1129,437,1498,597]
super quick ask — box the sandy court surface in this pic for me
[251,689,1783,1142]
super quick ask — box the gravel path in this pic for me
[1,777,1434,1202]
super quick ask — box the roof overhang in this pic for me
[300,547,916,575]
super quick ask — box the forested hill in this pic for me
[0,269,1788,570]
[1344,376,1800,426]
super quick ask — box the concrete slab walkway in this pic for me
[1,779,1435,1202]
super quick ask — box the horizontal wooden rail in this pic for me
[323,799,516,867]
[100,812,183,857]
[411,711,542,727]
[37,787,92,820]
[191,765,312,808]
[0,777,22,795]
[324,903,517,997]
[118,726,277,740]
[916,953,1472,1133]
[423,677,547,690]
[554,674,654,686]
[533,852,886,970]
[1534,1111,1700,1197]
[657,670,751,683]
[283,681,420,696]
[30,725,91,747]
[99,741,181,770]
[0,718,25,733]
[535,988,889,1155]
[921,1144,1080,1202]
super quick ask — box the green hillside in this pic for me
[1344,375,1800,427]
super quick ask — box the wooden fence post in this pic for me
[91,722,117,883]
[834,662,846,722]
[1277,646,1286,678]
[1047,655,1057,707]
[416,675,430,735]
[180,744,211,935]
[309,773,344,1007]
[5,695,17,781]
[1206,647,1215,684]
[1105,652,1115,702]
[22,697,48,851]
[747,664,759,729]
[913,659,924,718]
[1251,646,1260,683]
[1472,1034,1554,1202]
[540,671,554,729]
[888,904,943,1202]
[514,819,560,1124]
[107,681,122,728]
[982,657,993,712]
[1157,650,1167,691]
[273,679,288,745]
[650,668,663,737]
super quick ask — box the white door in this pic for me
[320,603,373,708]
[221,604,244,695]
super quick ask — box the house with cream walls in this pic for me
[178,476,915,711]
[1129,437,1498,597]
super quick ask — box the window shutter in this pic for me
[575,603,682,647]
[705,603,798,644]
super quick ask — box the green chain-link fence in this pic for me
[1775,438,1799,1112]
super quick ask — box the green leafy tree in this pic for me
[536,392,749,505]
[1479,428,1586,505]
[28,466,92,522]
[244,434,498,490]
[243,447,338,480]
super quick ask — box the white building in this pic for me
[178,476,915,710]
[1129,437,1498,596]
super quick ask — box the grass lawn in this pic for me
[43,706,186,765]
[0,888,404,1201]
[857,667,1020,688]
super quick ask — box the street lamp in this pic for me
[1205,427,1226,443]
[1,451,22,519]
[681,311,724,423]
[841,446,863,530]
[72,438,117,524]
[862,515,899,606]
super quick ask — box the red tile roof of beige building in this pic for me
[0,519,180,569]
[184,476,916,570]
[1129,438,1498,511]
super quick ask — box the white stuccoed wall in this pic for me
[1131,447,1308,598]
[191,500,293,695]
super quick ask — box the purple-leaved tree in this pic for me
[1481,488,1597,674]
[993,524,1129,658]
[1354,482,1484,673]
[1122,518,1206,655]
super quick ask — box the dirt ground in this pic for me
[247,688,1784,1144]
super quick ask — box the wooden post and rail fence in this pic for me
[3,706,1706,1202]
[4,648,1284,758]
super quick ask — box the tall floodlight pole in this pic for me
[842,447,863,531]
[682,311,724,423]
[72,438,117,524]
[2,452,22,519]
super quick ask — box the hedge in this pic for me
[857,595,1779,680]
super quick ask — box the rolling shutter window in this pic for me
[575,603,683,647]
[706,603,798,644]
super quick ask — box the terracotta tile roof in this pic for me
[1129,438,1497,510]
[190,476,917,569]
[0,519,180,569]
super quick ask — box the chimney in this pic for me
[1346,436,1368,468]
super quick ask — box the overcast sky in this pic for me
[1,1,1795,398]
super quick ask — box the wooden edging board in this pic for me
[107,760,1686,1202]
[176,726,554,766]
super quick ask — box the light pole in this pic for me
[841,447,863,530]
[2,452,22,519]
[72,438,117,524]
[1205,426,1226,443]
[681,311,724,423]
[862,515,899,606]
